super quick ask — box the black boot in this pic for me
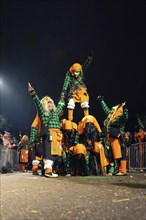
[114,159,120,175]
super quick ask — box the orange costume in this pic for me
[98,96,129,176]
[61,53,93,121]
[78,115,109,175]
[18,135,30,172]
[134,114,146,169]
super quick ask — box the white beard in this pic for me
[43,104,50,115]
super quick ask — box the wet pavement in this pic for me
[1,171,146,220]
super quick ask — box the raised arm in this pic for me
[28,82,48,124]
[97,96,111,116]
[82,51,93,72]
[61,71,71,96]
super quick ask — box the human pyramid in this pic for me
[27,52,130,178]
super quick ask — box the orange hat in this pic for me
[83,115,95,124]
[62,120,72,130]
[71,122,77,131]
[69,63,82,73]
[73,143,86,155]
[109,105,123,120]
[62,119,77,131]
[112,105,123,114]
[77,115,102,134]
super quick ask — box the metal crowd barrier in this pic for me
[1,143,146,173]
[0,144,19,172]
[128,142,146,171]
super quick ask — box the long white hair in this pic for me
[41,96,56,114]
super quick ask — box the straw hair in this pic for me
[41,96,56,112]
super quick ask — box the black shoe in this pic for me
[1,167,8,173]
[33,171,39,175]
[45,172,58,178]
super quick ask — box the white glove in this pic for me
[67,98,75,109]
[81,101,89,108]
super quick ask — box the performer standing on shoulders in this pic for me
[61,52,93,121]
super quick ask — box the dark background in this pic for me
[0,0,146,137]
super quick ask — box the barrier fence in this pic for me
[0,143,146,173]
[128,142,146,171]
[0,144,19,172]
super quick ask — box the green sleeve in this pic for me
[30,127,39,144]
[56,98,66,115]
[136,114,144,130]
[100,100,111,116]
[82,55,93,72]
[110,108,129,129]
[62,72,71,92]
[74,132,79,145]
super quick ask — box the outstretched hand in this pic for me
[28,82,35,95]
[60,91,66,99]
[122,101,126,107]
[97,95,104,101]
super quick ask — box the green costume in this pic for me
[98,96,129,176]
[61,53,93,121]
[29,85,65,177]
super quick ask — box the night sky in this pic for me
[0,0,146,135]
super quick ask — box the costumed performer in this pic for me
[61,51,93,121]
[28,82,65,178]
[97,96,128,176]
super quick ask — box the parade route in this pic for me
[1,171,146,220]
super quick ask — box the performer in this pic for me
[18,135,31,172]
[72,143,88,176]
[61,119,79,175]
[134,114,146,170]
[29,114,43,175]
[28,83,65,178]
[78,115,109,175]
[61,118,90,176]
[134,114,145,143]
[97,96,128,176]
[61,52,93,121]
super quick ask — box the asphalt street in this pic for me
[1,171,146,220]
